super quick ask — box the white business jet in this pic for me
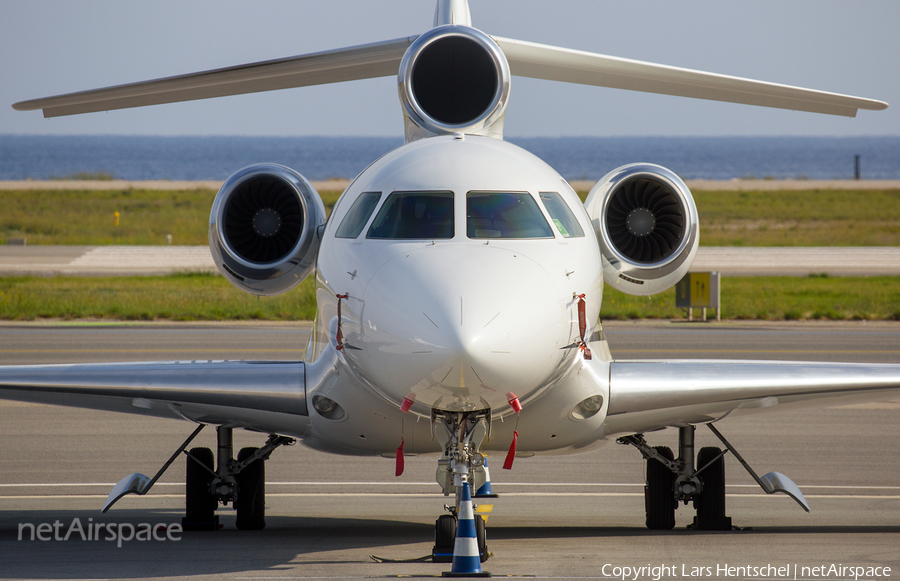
[6,0,897,561]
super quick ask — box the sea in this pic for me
[1,135,898,182]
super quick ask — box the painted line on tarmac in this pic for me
[496,493,900,499]
[0,348,303,354]
[3,481,900,490]
[0,481,637,488]
[4,493,900,501]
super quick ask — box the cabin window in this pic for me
[539,191,585,238]
[466,192,554,239]
[336,192,382,239]
[367,191,454,239]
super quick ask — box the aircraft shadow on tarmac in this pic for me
[487,524,900,539]
[3,510,900,578]
[1,510,433,578]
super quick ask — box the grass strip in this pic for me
[575,188,900,246]
[1,188,898,246]
[0,273,896,322]
[0,273,316,321]
[603,275,900,321]
[0,188,342,246]
[691,189,900,246]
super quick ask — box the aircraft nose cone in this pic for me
[355,245,569,411]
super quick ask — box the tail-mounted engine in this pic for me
[584,164,699,296]
[209,164,326,296]
[398,25,510,141]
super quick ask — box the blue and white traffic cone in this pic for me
[443,482,490,577]
[474,459,499,498]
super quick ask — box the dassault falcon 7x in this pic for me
[7,0,896,560]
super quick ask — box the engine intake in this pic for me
[606,177,686,263]
[209,164,325,296]
[585,164,699,296]
[399,25,510,141]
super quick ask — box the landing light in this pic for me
[570,395,604,420]
[312,395,346,421]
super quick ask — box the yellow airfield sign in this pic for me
[675,272,720,309]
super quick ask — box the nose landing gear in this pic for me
[433,510,487,565]
[431,410,491,564]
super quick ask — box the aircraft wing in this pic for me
[3,357,897,444]
[0,360,307,434]
[604,359,900,437]
[494,37,888,117]
[12,36,417,118]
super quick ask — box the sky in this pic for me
[1,0,898,137]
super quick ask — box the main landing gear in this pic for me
[102,424,295,529]
[619,424,810,531]
[431,410,490,564]
[182,426,295,531]
[620,426,731,531]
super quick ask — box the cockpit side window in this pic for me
[335,192,382,239]
[538,191,585,238]
[367,191,454,239]
[466,191,555,239]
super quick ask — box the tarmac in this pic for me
[1,244,899,276]
[0,321,898,579]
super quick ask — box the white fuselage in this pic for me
[302,135,611,456]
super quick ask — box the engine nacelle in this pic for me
[209,164,326,296]
[584,163,699,296]
[398,25,510,141]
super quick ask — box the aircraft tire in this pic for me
[476,514,488,562]
[235,447,266,530]
[694,446,731,530]
[645,445,676,530]
[432,513,456,563]
[185,447,217,526]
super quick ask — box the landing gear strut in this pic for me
[619,426,731,531]
[431,410,490,563]
[183,426,294,531]
[619,423,811,531]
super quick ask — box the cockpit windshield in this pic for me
[367,191,454,239]
[539,191,585,238]
[336,191,382,239]
[467,192,554,239]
